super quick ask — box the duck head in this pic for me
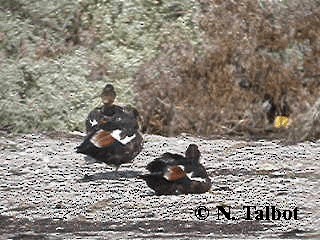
[185,144,200,163]
[101,84,116,106]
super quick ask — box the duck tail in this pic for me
[137,174,148,180]
[75,141,89,154]
[138,171,162,180]
[75,145,83,154]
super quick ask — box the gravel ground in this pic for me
[0,132,319,239]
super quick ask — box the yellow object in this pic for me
[274,116,292,128]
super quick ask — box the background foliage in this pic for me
[0,0,319,141]
[134,0,320,140]
[0,0,199,132]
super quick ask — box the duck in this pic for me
[138,144,211,195]
[77,106,143,171]
[85,84,124,134]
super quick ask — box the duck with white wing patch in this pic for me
[138,144,211,195]
[77,106,143,172]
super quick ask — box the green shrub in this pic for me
[0,0,199,133]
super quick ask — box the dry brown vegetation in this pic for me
[134,0,320,140]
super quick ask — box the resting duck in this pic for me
[85,84,124,133]
[77,107,143,171]
[139,144,211,195]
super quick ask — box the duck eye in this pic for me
[116,117,122,121]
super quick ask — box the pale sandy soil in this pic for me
[0,132,319,239]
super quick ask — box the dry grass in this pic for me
[289,97,320,142]
[134,0,320,139]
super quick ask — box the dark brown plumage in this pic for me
[139,144,211,195]
[85,84,124,134]
[79,89,143,171]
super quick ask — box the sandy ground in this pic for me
[0,132,319,239]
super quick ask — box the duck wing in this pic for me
[146,152,185,173]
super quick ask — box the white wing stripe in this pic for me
[111,129,136,144]
[186,173,207,182]
[177,165,185,171]
[90,119,98,127]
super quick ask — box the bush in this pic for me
[134,0,320,138]
[289,97,320,142]
[0,0,198,133]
